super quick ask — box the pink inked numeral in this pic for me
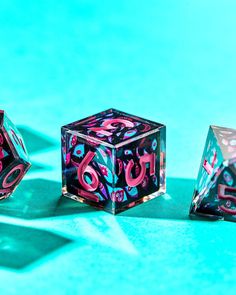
[77,151,99,191]
[203,150,217,175]
[89,118,134,137]
[0,164,25,195]
[218,184,236,214]
[125,153,156,187]
[11,129,26,153]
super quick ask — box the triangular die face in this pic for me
[190,126,224,215]
[193,165,236,221]
[194,126,224,197]
[3,112,30,163]
[212,125,236,161]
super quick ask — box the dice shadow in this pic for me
[17,126,57,154]
[0,177,195,220]
[17,126,58,172]
[119,177,195,220]
[0,222,72,270]
[29,162,47,172]
[0,178,96,220]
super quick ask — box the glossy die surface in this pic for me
[0,110,31,200]
[190,125,236,221]
[61,108,166,214]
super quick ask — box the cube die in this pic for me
[61,108,166,214]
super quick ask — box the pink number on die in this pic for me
[2,164,25,188]
[203,150,217,175]
[11,129,26,153]
[218,184,236,214]
[125,153,156,187]
[77,151,99,191]
[89,118,134,136]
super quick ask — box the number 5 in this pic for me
[218,184,236,214]
[125,153,156,187]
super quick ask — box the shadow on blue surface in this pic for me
[0,222,71,270]
[29,162,47,172]
[17,126,57,172]
[17,126,57,154]
[0,178,194,220]
[120,177,195,220]
[0,179,95,219]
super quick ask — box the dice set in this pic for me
[0,110,31,200]
[1,106,236,221]
[61,108,166,214]
[190,125,236,221]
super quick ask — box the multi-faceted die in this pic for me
[0,110,31,200]
[61,108,166,214]
[190,125,236,221]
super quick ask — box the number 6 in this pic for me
[77,151,99,191]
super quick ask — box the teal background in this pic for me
[0,1,236,294]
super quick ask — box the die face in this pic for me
[190,125,236,221]
[194,127,224,199]
[62,129,115,213]
[113,129,165,213]
[0,111,31,200]
[190,126,224,217]
[63,108,164,146]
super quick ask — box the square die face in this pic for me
[62,130,115,212]
[0,115,30,200]
[64,109,163,146]
[113,131,163,212]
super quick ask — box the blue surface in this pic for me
[0,1,236,294]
